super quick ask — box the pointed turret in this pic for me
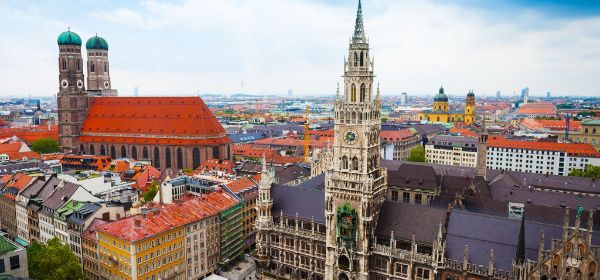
[352,0,366,43]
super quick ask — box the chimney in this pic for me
[134,219,141,227]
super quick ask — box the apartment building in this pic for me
[425,135,478,167]
[486,135,600,176]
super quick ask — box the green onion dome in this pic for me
[434,86,448,102]
[57,29,82,46]
[86,35,109,50]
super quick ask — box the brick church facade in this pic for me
[56,30,231,170]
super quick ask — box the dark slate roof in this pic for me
[294,173,325,191]
[227,132,266,143]
[387,163,439,191]
[41,181,78,211]
[446,210,566,270]
[67,202,102,225]
[19,178,45,199]
[271,184,325,223]
[411,124,448,136]
[376,202,447,244]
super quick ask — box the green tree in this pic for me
[28,237,83,280]
[407,145,426,162]
[30,137,59,154]
[142,181,159,204]
[569,165,600,179]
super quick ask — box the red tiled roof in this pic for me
[0,125,58,145]
[82,218,108,241]
[198,159,235,174]
[233,145,304,164]
[226,177,258,193]
[80,97,231,146]
[2,173,34,191]
[2,151,41,161]
[516,103,557,115]
[488,135,600,157]
[449,127,479,138]
[253,138,328,148]
[521,119,581,131]
[0,142,23,153]
[98,190,238,243]
[380,129,418,142]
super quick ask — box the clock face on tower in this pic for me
[76,80,83,89]
[344,129,358,145]
[61,79,68,88]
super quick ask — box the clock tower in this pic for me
[324,1,388,279]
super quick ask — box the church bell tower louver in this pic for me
[325,1,388,279]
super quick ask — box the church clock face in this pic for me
[344,129,358,145]
[76,80,83,89]
[61,79,68,88]
[104,81,110,89]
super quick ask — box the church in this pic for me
[417,88,475,124]
[56,30,231,170]
[253,2,600,280]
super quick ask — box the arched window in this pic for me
[353,52,358,66]
[100,145,106,155]
[360,51,364,66]
[61,59,66,70]
[76,59,80,70]
[104,63,107,73]
[165,148,172,168]
[90,145,95,155]
[121,146,127,158]
[342,156,348,169]
[351,84,357,102]
[154,147,160,168]
[193,148,200,169]
[352,157,359,170]
[360,83,366,102]
[177,148,183,169]
[91,63,95,73]
[79,144,85,154]
[110,145,116,159]
[132,147,138,160]
[143,147,149,159]
[213,147,220,159]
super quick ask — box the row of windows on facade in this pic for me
[489,147,566,156]
[84,144,221,169]
[0,256,21,274]
[390,190,429,205]
[61,59,108,73]
[352,50,368,68]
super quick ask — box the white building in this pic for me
[425,135,478,167]
[486,135,600,176]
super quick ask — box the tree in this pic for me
[30,137,59,154]
[142,181,159,204]
[569,165,600,179]
[407,145,426,162]
[28,237,83,280]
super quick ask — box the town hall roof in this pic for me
[79,97,231,146]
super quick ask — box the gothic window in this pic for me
[193,148,200,169]
[110,145,116,159]
[360,51,364,66]
[213,147,220,159]
[352,157,359,170]
[143,147,149,159]
[90,145,95,155]
[104,63,107,73]
[91,63,95,73]
[79,144,85,153]
[77,59,80,70]
[360,83,366,102]
[121,146,127,158]
[132,147,138,160]
[100,145,106,155]
[351,84,357,102]
[353,52,358,67]
[342,156,348,169]
[61,59,66,70]
[165,148,172,168]
[177,148,183,169]
[154,147,160,168]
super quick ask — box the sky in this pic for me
[1,0,600,98]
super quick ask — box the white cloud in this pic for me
[0,0,599,97]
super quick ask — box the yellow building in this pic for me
[418,87,476,124]
[97,211,186,280]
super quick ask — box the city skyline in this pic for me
[2,0,600,97]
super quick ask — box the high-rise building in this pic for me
[496,90,501,99]
[520,87,529,99]
[400,92,407,104]
[546,91,551,98]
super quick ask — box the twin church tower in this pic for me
[56,30,116,153]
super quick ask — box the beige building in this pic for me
[425,135,478,167]
[572,119,600,150]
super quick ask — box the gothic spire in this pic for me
[353,0,366,43]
